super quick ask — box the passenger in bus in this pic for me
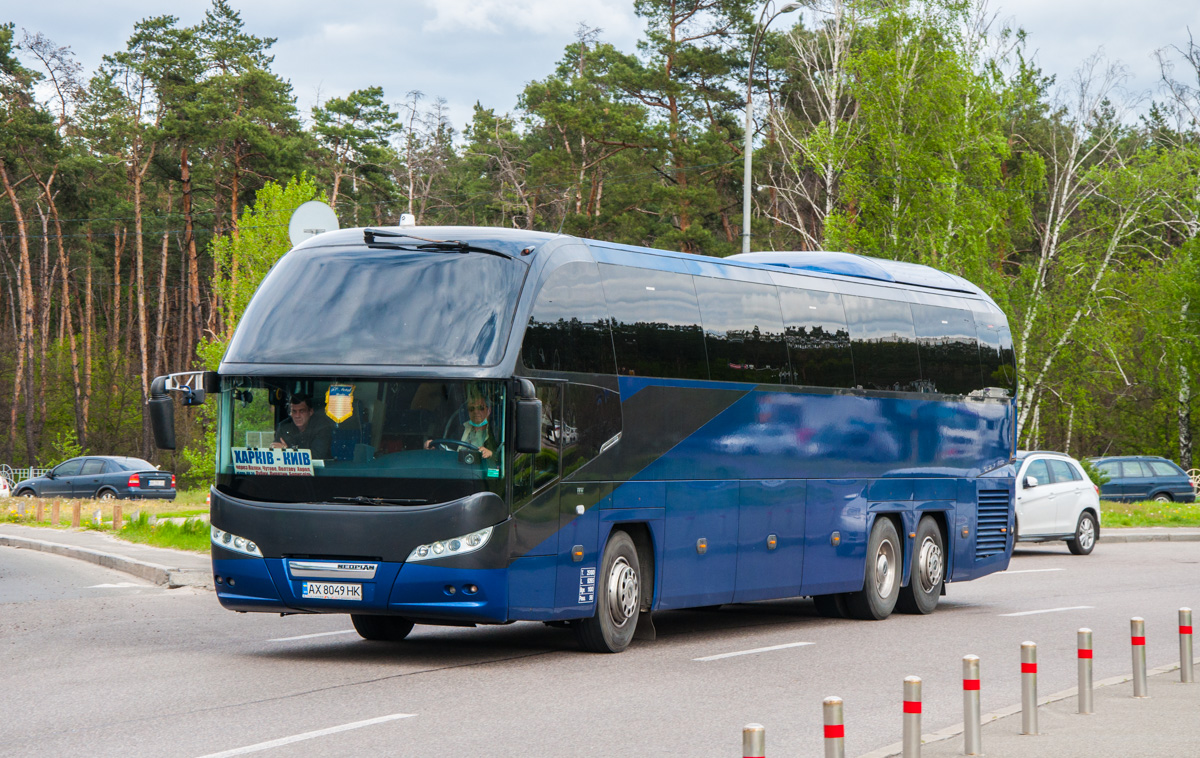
[425,387,497,459]
[271,394,333,459]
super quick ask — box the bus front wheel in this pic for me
[351,614,414,642]
[845,517,901,620]
[576,530,641,653]
[896,516,944,614]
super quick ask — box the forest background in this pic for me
[3,0,1200,487]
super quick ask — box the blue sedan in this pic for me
[1088,456,1196,503]
[14,456,176,500]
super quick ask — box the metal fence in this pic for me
[1,464,49,489]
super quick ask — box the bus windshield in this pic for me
[216,377,507,505]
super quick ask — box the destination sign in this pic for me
[231,447,315,476]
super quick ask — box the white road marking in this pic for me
[268,629,357,642]
[999,605,1094,617]
[194,713,415,758]
[87,583,143,588]
[694,641,815,661]
[999,568,1065,575]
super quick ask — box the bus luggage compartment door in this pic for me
[733,480,806,603]
[555,483,605,612]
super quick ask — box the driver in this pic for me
[426,387,497,459]
[271,394,333,459]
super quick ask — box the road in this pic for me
[2,540,1196,757]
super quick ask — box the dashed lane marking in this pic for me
[193,712,415,757]
[694,641,815,661]
[999,605,1094,617]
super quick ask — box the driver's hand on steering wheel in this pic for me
[480,447,492,459]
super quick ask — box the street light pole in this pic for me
[742,1,801,254]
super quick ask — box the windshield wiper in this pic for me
[362,228,513,260]
[331,495,430,506]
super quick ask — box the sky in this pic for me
[8,0,1200,134]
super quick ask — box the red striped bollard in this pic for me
[1131,617,1148,697]
[1078,628,1093,714]
[963,655,981,755]
[1020,641,1038,734]
[823,696,844,758]
[902,676,921,758]
[742,723,765,757]
[1181,608,1194,684]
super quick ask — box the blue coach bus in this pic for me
[149,226,1017,653]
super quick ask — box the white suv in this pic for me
[1014,451,1101,555]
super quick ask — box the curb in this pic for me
[0,534,213,590]
[856,659,1198,758]
[1100,532,1200,543]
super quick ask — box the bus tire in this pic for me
[576,530,640,653]
[351,614,414,642]
[813,593,848,618]
[896,516,944,614]
[845,517,901,620]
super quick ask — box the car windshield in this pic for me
[216,377,507,504]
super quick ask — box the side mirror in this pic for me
[148,375,177,450]
[46,470,56,480]
[515,399,542,454]
[1023,475,1038,489]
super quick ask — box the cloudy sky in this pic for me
[9,0,1200,133]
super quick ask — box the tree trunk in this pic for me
[181,146,201,366]
[1,159,35,462]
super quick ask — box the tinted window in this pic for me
[973,306,1017,396]
[1025,459,1050,484]
[778,288,855,388]
[693,277,789,383]
[1048,459,1074,484]
[911,305,981,395]
[1148,460,1183,477]
[1121,461,1150,478]
[53,459,84,476]
[842,295,922,392]
[1066,462,1083,481]
[561,384,623,479]
[522,261,616,374]
[513,382,562,503]
[599,264,708,380]
[225,247,526,367]
[118,458,156,471]
[1095,461,1119,477]
[80,459,105,475]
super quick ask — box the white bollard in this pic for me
[1181,609,1194,684]
[962,655,981,755]
[742,723,765,758]
[823,696,845,758]
[1131,617,1148,698]
[1021,641,1038,735]
[1078,628,1094,714]
[902,676,922,758]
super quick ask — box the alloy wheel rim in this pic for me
[1079,518,1095,550]
[606,556,639,628]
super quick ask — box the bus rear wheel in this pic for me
[576,530,641,653]
[351,614,414,642]
[896,516,944,615]
[845,517,901,620]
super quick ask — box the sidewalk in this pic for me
[0,522,212,589]
[864,663,1200,758]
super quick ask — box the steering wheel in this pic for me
[428,438,481,453]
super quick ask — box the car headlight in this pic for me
[408,526,493,562]
[211,526,263,557]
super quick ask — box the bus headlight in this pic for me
[408,526,493,562]
[211,526,263,557]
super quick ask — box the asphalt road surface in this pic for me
[2,540,1196,757]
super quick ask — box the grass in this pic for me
[1103,499,1200,528]
[2,487,213,553]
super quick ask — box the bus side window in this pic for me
[693,276,789,384]
[562,384,622,480]
[911,304,981,395]
[599,264,709,381]
[513,383,562,504]
[521,261,616,375]
[777,288,855,389]
[843,295,921,392]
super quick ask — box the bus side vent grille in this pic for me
[976,490,1011,560]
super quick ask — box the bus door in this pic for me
[734,480,806,602]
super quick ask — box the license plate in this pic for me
[302,581,362,601]
[147,480,165,487]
